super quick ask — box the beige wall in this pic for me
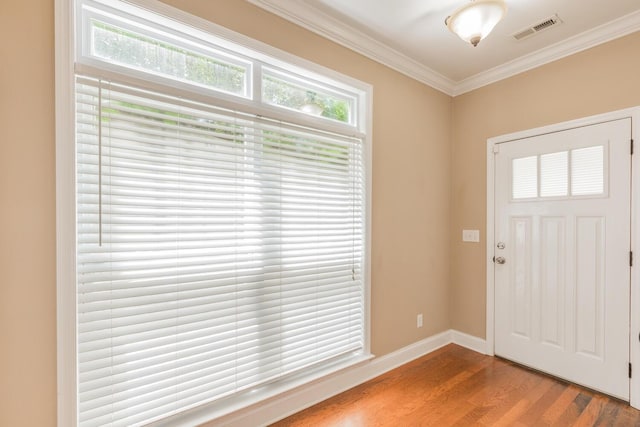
[5,0,639,424]
[0,1,57,427]
[0,1,451,425]
[157,0,453,356]
[450,31,640,337]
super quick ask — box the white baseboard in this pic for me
[215,329,486,427]
[451,330,490,355]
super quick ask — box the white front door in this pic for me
[494,119,632,400]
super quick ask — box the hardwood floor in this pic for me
[271,344,640,426]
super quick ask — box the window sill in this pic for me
[149,352,375,427]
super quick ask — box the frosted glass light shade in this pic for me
[446,0,507,47]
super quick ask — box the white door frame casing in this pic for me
[485,107,640,409]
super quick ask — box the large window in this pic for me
[61,0,370,426]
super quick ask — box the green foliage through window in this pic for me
[91,20,247,95]
[263,74,351,123]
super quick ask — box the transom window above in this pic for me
[512,144,607,200]
[78,0,364,130]
[262,68,355,123]
[87,17,251,96]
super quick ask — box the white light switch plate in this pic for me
[462,229,480,242]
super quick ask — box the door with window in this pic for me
[494,119,631,400]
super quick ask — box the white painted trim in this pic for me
[209,330,476,427]
[489,108,639,145]
[486,107,640,410]
[486,141,496,358]
[363,84,374,358]
[55,0,77,425]
[246,0,456,95]
[451,330,490,355]
[149,354,375,427]
[631,108,640,410]
[248,0,640,97]
[454,10,640,95]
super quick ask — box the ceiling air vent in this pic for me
[512,14,562,41]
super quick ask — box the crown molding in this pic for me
[247,0,457,95]
[453,9,640,96]
[249,0,640,97]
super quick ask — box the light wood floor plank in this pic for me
[271,344,640,426]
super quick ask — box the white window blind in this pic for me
[572,145,605,196]
[540,151,568,197]
[511,146,606,202]
[512,155,538,199]
[75,77,365,426]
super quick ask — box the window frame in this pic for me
[78,1,255,100]
[75,0,365,133]
[509,143,610,202]
[261,66,358,125]
[55,0,372,425]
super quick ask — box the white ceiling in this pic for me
[248,0,640,95]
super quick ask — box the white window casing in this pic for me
[56,0,372,425]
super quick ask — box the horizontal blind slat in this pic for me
[76,76,365,426]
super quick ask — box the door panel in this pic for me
[540,216,565,348]
[495,118,631,400]
[575,216,604,359]
[510,216,532,338]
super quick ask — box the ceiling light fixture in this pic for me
[445,0,507,47]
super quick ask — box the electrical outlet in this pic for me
[417,314,423,328]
